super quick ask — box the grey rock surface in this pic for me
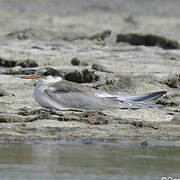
[0,0,180,143]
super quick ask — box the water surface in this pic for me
[0,140,179,180]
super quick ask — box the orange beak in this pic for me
[16,75,41,79]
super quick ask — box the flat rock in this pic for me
[116,33,180,49]
[16,59,39,68]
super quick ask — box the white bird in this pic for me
[18,67,166,110]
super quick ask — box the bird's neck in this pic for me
[37,76,62,86]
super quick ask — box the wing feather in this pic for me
[42,80,166,110]
[45,88,119,110]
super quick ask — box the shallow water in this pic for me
[0,140,180,180]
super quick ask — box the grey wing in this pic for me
[45,88,118,110]
[45,82,166,110]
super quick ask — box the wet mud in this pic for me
[0,0,180,144]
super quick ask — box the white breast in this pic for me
[33,77,67,110]
[34,83,50,108]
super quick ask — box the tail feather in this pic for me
[103,91,166,109]
[98,91,166,109]
[116,91,167,102]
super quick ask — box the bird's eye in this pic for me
[44,72,50,76]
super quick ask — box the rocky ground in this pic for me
[0,0,180,144]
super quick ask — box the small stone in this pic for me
[71,57,88,66]
[71,57,80,66]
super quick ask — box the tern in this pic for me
[18,67,166,110]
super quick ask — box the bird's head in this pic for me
[17,67,64,83]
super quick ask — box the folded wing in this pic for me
[45,86,119,110]
[45,80,166,110]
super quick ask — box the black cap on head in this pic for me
[35,67,63,78]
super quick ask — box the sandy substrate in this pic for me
[0,0,180,144]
